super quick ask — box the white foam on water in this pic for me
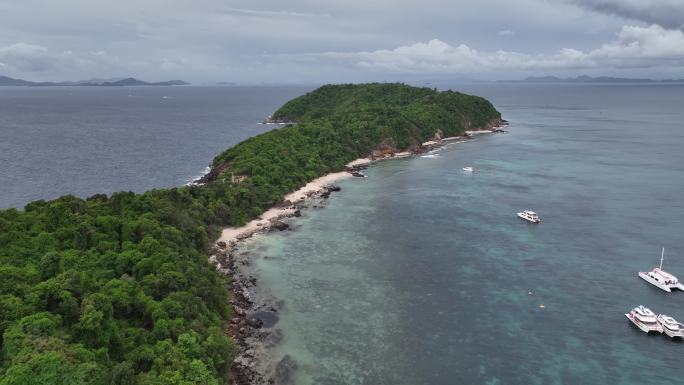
[185,166,211,186]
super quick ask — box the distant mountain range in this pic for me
[502,75,684,83]
[0,76,189,87]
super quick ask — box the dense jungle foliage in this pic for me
[0,83,499,384]
[210,83,500,206]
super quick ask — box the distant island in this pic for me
[501,75,684,83]
[0,75,189,87]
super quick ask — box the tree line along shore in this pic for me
[0,83,500,384]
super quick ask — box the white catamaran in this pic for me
[638,248,684,292]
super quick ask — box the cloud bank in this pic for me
[307,25,684,75]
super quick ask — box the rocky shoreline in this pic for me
[210,183,346,385]
[208,120,508,385]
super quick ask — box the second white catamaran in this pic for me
[638,248,684,292]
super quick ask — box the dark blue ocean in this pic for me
[3,83,684,384]
[0,85,309,208]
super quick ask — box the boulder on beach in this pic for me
[272,220,289,231]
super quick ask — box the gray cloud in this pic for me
[0,0,680,82]
[0,43,125,75]
[566,0,684,29]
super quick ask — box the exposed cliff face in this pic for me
[433,128,444,141]
[370,137,399,159]
[482,117,505,131]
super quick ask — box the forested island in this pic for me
[0,83,500,384]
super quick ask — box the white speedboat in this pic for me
[657,314,684,339]
[462,166,473,172]
[638,248,684,292]
[625,306,663,333]
[517,210,540,223]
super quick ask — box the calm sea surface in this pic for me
[239,83,684,385]
[0,85,310,208]
[3,83,684,384]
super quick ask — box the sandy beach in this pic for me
[465,129,493,135]
[216,170,353,249]
[215,133,498,249]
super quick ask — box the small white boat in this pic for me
[657,314,684,339]
[638,248,684,292]
[625,306,663,333]
[517,210,540,223]
[462,166,474,172]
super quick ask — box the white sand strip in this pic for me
[465,130,493,135]
[284,171,351,202]
[346,158,372,168]
[217,170,353,247]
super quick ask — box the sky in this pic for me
[0,0,683,83]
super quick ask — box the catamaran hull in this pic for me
[638,272,672,292]
[662,328,684,339]
[638,272,684,292]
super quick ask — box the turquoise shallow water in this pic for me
[242,84,684,385]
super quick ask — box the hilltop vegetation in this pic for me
[0,83,500,384]
[207,83,500,209]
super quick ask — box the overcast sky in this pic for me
[1,0,683,83]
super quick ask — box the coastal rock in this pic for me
[265,328,284,347]
[371,137,399,159]
[293,209,301,217]
[273,355,298,385]
[217,241,227,249]
[272,220,289,231]
[261,116,296,125]
[246,317,264,329]
[328,185,341,192]
[240,287,252,303]
[433,128,444,141]
[252,310,280,328]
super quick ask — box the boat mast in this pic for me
[660,247,665,270]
